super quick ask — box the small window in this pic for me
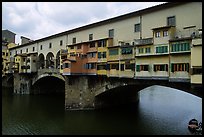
[20,50,22,54]
[49,43,52,48]
[60,40,63,46]
[33,47,35,51]
[155,31,160,38]
[89,34,93,41]
[163,30,168,37]
[26,48,28,52]
[10,52,12,56]
[134,23,141,32]
[109,29,114,38]
[73,37,76,44]
[167,16,176,26]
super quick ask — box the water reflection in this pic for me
[2,85,202,135]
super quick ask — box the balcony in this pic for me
[134,38,153,46]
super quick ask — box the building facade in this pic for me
[7,2,202,85]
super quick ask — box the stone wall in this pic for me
[13,73,32,94]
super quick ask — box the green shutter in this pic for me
[136,65,140,72]
[186,63,189,72]
[186,43,190,51]
[183,43,186,51]
[171,63,174,72]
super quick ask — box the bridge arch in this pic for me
[32,73,65,86]
[93,78,199,109]
[32,73,65,94]
[46,52,55,69]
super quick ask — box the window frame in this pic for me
[134,23,141,32]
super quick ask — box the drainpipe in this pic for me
[168,42,171,82]
[140,15,142,39]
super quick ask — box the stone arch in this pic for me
[46,52,55,68]
[38,53,45,69]
[32,73,65,86]
[32,74,65,94]
[56,50,60,69]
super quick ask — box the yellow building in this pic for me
[191,29,202,85]
[97,38,111,75]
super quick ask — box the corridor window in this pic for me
[167,16,176,26]
[73,37,76,44]
[60,40,63,46]
[109,29,114,38]
[134,23,141,32]
[89,34,93,41]
[49,43,52,49]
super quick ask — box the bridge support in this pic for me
[64,76,96,110]
[13,73,32,94]
[64,75,140,110]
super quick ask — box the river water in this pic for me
[2,85,202,135]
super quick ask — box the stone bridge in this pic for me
[12,70,202,110]
[63,75,198,110]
